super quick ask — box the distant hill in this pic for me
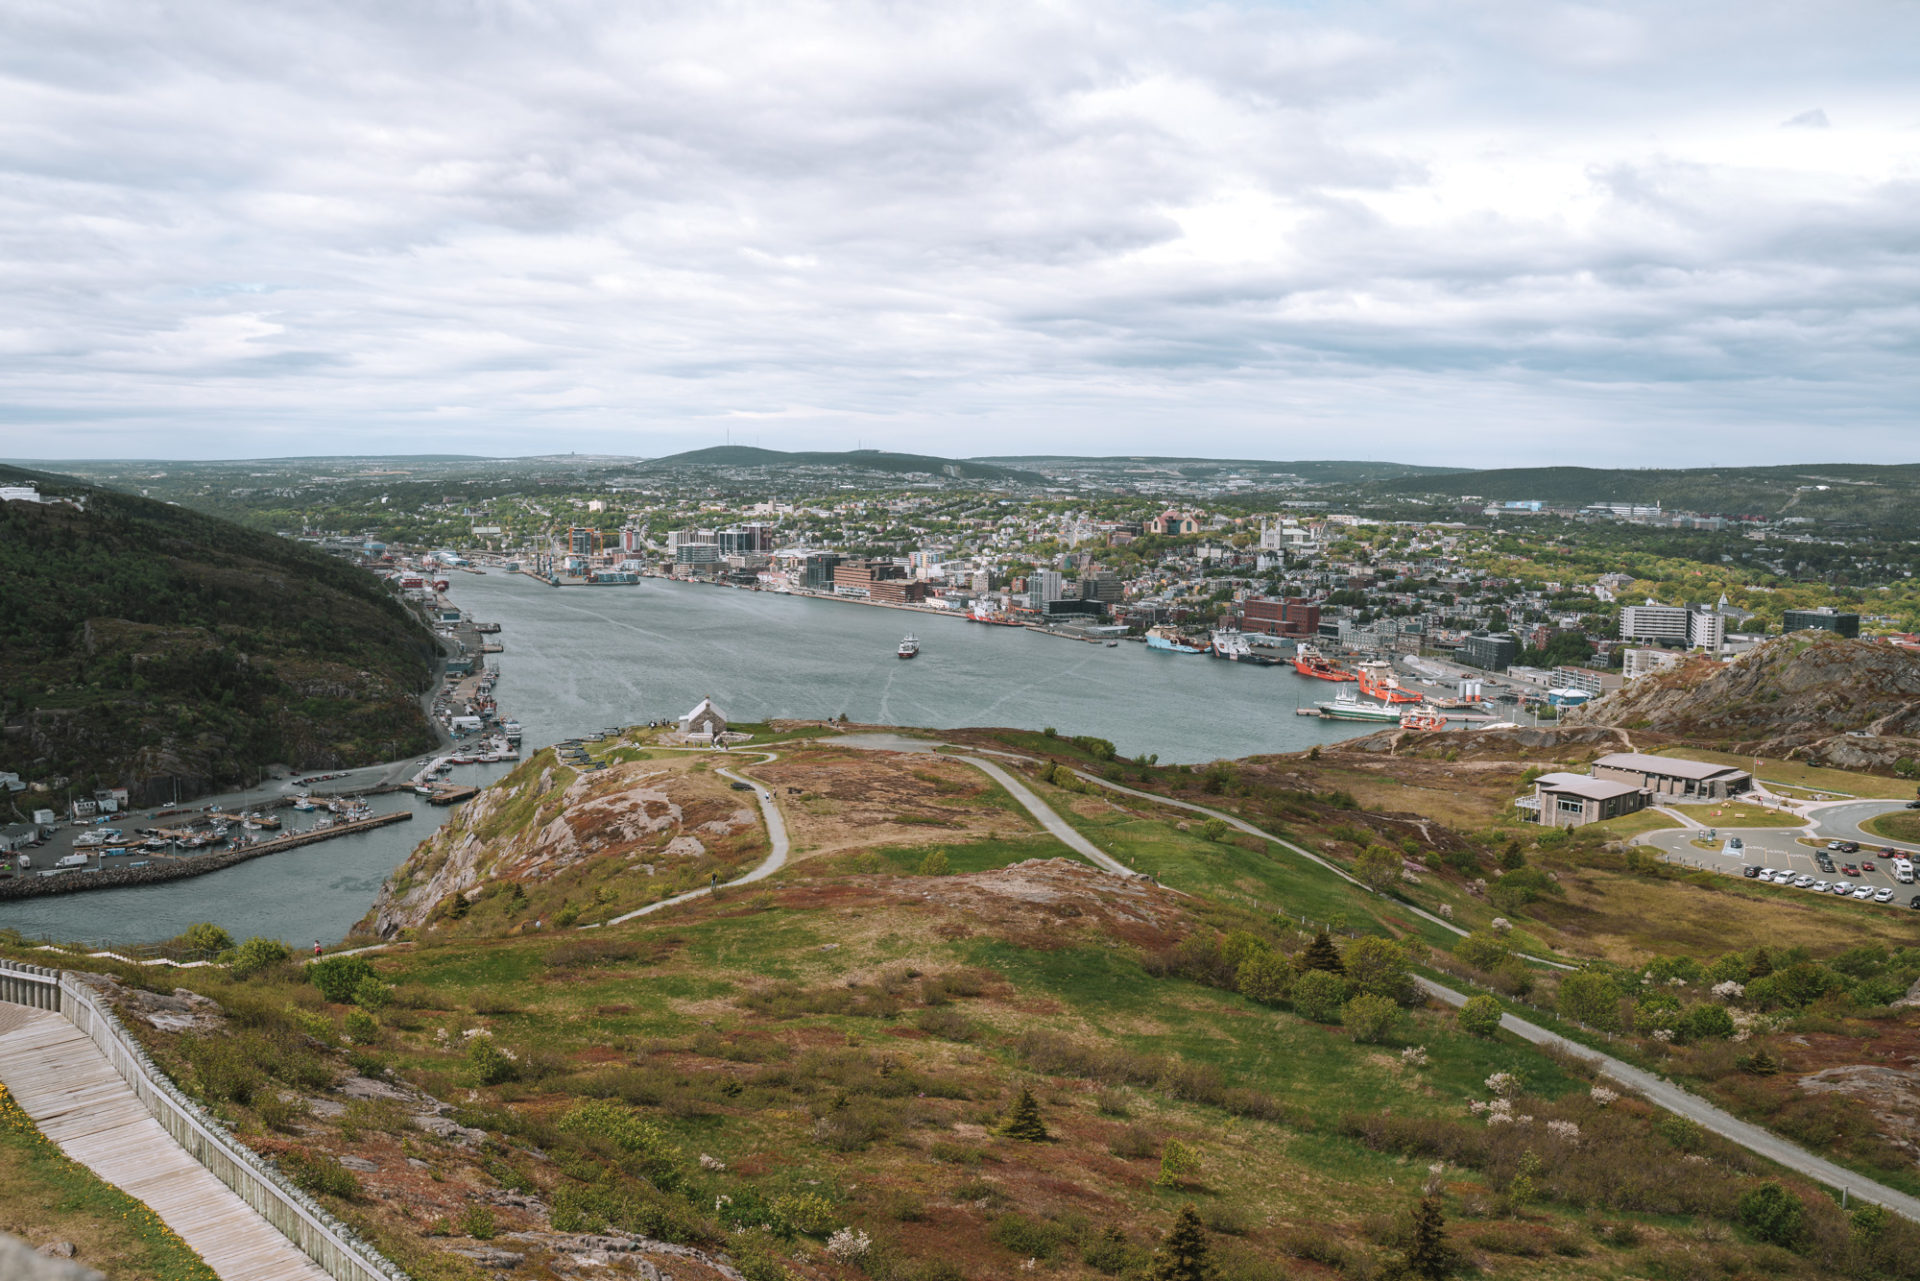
[1369,464,1920,528]
[0,465,441,805]
[1566,633,1920,773]
[974,456,1463,484]
[642,446,1047,484]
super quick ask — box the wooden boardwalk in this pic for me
[0,1003,331,1281]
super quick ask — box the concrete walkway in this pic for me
[954,756,1134,877]
[0,1004,330,1281]
[1416,975,1920,1220]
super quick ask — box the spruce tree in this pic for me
[1404,1196,1456,1280]
[1297,930,1346,976]
[1147,1205,1209,1281]
[999,1087,1050,1141]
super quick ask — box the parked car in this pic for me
[1827,840,1846,850]
[1853,886,1875,899]
[1842,864,1860,877]
[1863,860,1878,873]
[1909,894,1920,909]
[1834,880,1854,894]
[1793,875,1815,889]
[1741,865,1761,878]
[1875,888,1896,903]
[1813,880,1831,893]
[1839,841,1861,853]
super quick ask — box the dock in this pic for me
[0,812,413,901]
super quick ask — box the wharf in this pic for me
[0,812,413,901]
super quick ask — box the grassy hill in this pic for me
[36,724,1920,1281]
[1370,464,1920,529]
[0,464,440,804]
[643,447,1049,485]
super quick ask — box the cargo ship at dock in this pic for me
[1315,690,1403,722]
[1145,625,1209,654]
[1210,629,1283,664]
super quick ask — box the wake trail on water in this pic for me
[548,598,675,644]
[964,651,1099,724]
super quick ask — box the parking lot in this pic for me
[1649,818,1920,910]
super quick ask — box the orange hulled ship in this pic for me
[1292,643,1357,682]
[1355,660,1423,704]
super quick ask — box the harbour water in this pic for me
[4,573,1383,947]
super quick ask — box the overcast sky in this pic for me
[3,1,1916,465]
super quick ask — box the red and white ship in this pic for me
[1355,660,1423,704]
[1292,643,1357,682]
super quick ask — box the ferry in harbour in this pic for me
[1292,643,1357,682]
[1145,625,1208,654]
[898,633,920,659]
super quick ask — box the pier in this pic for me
[0,812,413,901]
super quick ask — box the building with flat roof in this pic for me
[1516,772,1649,828]
[1623,647,1685,681]
[1591,752,1751,800]
[1241,597,1321,637]
[1458,632,1518,672]
[1783,607,1860,638]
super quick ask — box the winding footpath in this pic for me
[601,752,790,926]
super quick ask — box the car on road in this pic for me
[1906,799,1920,809]
[1834,880,1854,895]
[1875,888,1896,903]
[1812,880,1831,893]
[1853,886,1875,900]
[1827,840,1845,850]
[1910,894,1920,909]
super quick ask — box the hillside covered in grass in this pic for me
[0,464,440,803]
[29,722,1920,1281]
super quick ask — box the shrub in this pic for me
[182,1034,263,1104]
[342,1007,380,1043]
[1156,1139,1202,1188]
[1200,818,1230,842]
[1297,931,1346,975]
[1343,994,1401,1044]
[1736,1181,1804,1248]
[1455,931,1510,972]
[282,1149,361,1200]
[1345,937,1414,1004]
[256,1092,309,1133]
[1235,953,1294,1005]
[1082,1225,1139,1275]
[771,1191,838,1237]
[1555,971,1622,1031]
[1293,969,1349,1023]
[1679,1002,1735,1042]
[229,936,294,980]
[990,1212,1068,1260]
[918,849,951,876]
[177,922,234,955]
[351,976,393,1012]
[1457,995,1503,1039]
[308,955,376,1004]
[1355,845,1401,892]
[462,1206,497,1240]
[465,1035,519,1087]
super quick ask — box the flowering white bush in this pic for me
[1485,1072,1521,1098]
[1490,917,1511,934]
[699,1153,727,1172]
[1437,903,1454,920]
[1651,1028,1674,1043]
[1667,976,1688,988]
[1546,1119,1581,1143]
[1401,1045,1430,1068]
[1712,980,1745,1001]
[1401,869,1422,884]
[826,1228,872,1262]
[1589,1086,1618,1107]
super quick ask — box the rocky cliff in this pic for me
[363,753,761,938]
[1564,634,1920,771]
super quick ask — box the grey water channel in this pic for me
[5,573,1383,947]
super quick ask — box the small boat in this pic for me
[1104,639,1119,647]
[1399,712,1446,731]
[291,796,317,811]
[898,633,919,659]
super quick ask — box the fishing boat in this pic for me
[898,633,919,659]
[1399,711,1446,731]
[1315,690,1403,722]
[1145,625,1208,654]
[1355,660,1423,704]
[1292,644,1357,682]
[291,796,317,811]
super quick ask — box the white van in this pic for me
[1894,858,1914,885]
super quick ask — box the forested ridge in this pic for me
[0,465,440,804]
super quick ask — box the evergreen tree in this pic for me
[1297,930,1346,976]
[1147,1205,1209,1281]
[999,1087,1050,1141]
[1405,1196,1456,1279]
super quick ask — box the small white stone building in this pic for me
[678,697,727,742]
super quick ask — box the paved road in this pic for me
[601,752,789,926]
[954,756,1135,877]
[1643,800,1920,908]
[1417,975,1920,1220]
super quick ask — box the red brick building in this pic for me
[1241,597,1321,637]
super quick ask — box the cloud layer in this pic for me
[2,1,1916,463]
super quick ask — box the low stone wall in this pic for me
[0,813,412,902]
[0,960,408,1281]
